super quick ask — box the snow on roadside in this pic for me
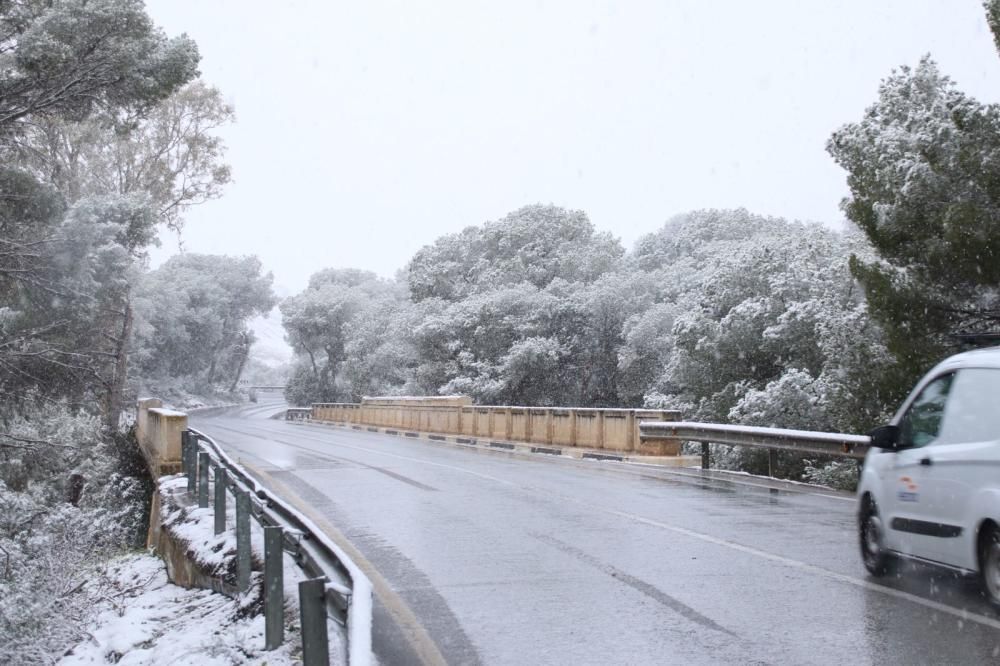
[58,553,297,665]
[60,474,346,665]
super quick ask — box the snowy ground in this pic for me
[58,553,300,665]
[60,475,345,665]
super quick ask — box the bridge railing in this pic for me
[639,420,870,475]
[182,427,372,665]
[311,399,683,455]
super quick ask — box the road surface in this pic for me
[193,399,1000,665]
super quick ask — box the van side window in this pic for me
[938,368,1000,444]
[898,373,954,448]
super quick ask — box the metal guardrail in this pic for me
[182,428,372,665]
[286,407,312,421]
[639,420,871,475]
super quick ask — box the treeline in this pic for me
[0,3,271,661]
[284,206,891,439]
[0,3,276,428]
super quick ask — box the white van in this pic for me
[858,346,1000,604]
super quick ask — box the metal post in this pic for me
[299,577,330,665]
[214,467,227,535]
[236,491,251,593]
[180,431,189,474]
[701,441,710,470]
[185,433,197,492]
[264,525,284,650]
[198,452,210,508]
[768,448,779,478]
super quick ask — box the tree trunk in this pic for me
[228,333,250,393]
[307,348,319,378]
[207,349,219,386]
[206,315,231,386]
[103,292,133,432]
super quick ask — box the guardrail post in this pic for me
[214,467,227,535]
[236,490,252,592]
[198,452,210,508]
[768,449,778,478]
[701,441,710,470]
[299,577,330,665]
[264,525,285,650]
[180,430,189,474]
[185,433,196,492]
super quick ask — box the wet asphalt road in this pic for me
[193,400,1000,665]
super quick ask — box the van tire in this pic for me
[860,497,893,576]
[979,524,1000,606]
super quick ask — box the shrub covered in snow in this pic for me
[0,404,151,664]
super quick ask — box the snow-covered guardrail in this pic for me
[182,428,372,666]
[639,421,871,475]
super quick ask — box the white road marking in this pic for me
[595,505,1000,631]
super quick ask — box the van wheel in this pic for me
[980,526,1000,606]
[860,499,893,576]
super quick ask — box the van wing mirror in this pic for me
[869,424,901,450]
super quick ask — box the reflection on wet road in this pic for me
[194,400,1000,665]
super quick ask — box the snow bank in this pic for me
[58,554,300,666]
[60,474,346,664]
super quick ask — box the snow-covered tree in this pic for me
[0,0,199,132]
[0,0,207,427]
[0,5,214,656]
[293,205,891,440]
[10,80,234,234]
[282,269,404,404]
[828,56,1000,398]
[639,210,891,435]
[133,254,276,391]
[406,204,624,302]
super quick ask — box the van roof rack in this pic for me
[952,332,1000,347]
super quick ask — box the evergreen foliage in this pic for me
[828,54,1000,398]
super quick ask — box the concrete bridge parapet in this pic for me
[310,397,684,456]
[136,398,187,477]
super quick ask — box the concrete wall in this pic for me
[136,399,188,477]
[311,398,682,455]
[147,480,242,597]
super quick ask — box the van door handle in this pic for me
[920,457,933,466]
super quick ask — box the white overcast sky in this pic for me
[144,0,1000,292]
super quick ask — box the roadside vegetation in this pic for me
[0,2,270,661]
